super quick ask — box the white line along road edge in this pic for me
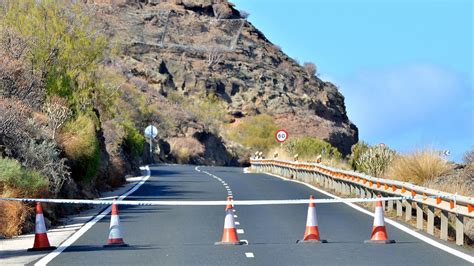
[34,166,152,266]
[261,171,474,264]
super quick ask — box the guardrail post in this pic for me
[416,203,423,230]
[354,185,361,197]
[427,206,435,235]
[405,200,412,222]
[456,215,464,246]
[440,210,448,241]
[345,183,351,195]
[387,199,394,212]
[396,200,403,217]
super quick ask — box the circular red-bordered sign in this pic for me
[275,129,288,143]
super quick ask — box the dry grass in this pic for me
[169,137,204,164]
[422,177,473,196]
[0,190,33,238]
[386,149,451,184]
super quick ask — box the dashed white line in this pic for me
[245,252,255,258]
[235,221,240,225]
[234,215,238,218]
[237,229,245,234]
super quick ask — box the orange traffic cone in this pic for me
[27,202,56,251]
[104,201,129,247]
[365,196,395,244]
[215,198,244,245]
[226,196,233,209]
[297,195,327,243]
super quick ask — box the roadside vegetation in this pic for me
[0,0,149,237]
[226,114,279,153]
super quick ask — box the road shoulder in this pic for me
[0,166,149,265]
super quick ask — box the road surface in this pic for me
[33,165,472,265]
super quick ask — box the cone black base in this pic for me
[214,241,245,245]
[297,239,328,244]
[27,246,56,252]
[364,239,395,244]
[103,243,129,248]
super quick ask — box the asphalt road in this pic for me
[35,165,471,265]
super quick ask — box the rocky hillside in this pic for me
[88,0,358,157]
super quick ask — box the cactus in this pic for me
[356,144,395,177]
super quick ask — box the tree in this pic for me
[303,62,317,76]
[43,96,71,139]
[212,4,232,19]
[207,47,225,69]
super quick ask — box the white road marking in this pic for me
[35,166,152,266]
[245,252,255,258]
[237,229,245,234]
[241,239,249,245]
[234,215,238,218]
[262,172,474,264]
[235,221,240,225]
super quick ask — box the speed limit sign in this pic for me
[275,129,288,143]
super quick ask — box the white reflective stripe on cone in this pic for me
[223,210,236,229]
[109,216,122,239]
[35,213,47,233]
[373,206,385,226]
[306,207,318,226]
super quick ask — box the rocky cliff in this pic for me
[88,0,358,159]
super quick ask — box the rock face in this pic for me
[89,0,358,157]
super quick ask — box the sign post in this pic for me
[144,125,158,163]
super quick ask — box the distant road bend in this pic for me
[33,165,472,265]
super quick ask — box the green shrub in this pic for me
[228,114,278,152]
[349,141,369,171]
[60,114,100,183]
[283,137,341,161]
[357,144,395,177]
[122,122,145,159]
[0,158,48,197]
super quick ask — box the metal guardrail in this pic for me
[250,158,474,246]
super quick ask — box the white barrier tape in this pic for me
[0,195,453,206]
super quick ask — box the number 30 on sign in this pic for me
[275,129,288,143]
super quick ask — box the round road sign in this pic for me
[144,125,158,139]
[275,129,288,143]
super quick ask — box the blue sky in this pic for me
[233,0,473,162]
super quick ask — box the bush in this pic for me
[357,144,395,177]
[463,147,474,166]
[59,114,100,183]
[303,62,317,76]
[0,158,48,197]
[386,149,451,184]
[122,122,145,159]
[349,141,369,171]
[227,114,278,152]
[283,137,341,161]
[169,137,204,164]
